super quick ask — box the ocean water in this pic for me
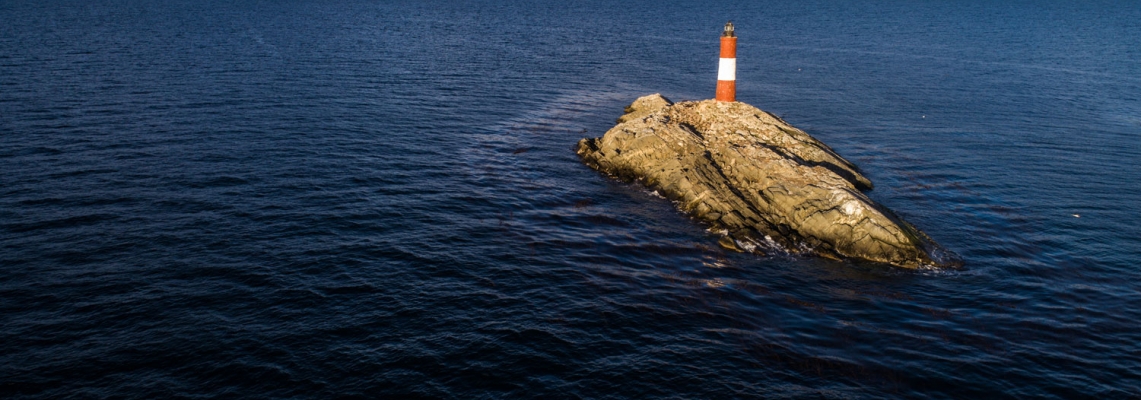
[2,0,1140,398]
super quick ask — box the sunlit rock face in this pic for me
[577,94,959,269]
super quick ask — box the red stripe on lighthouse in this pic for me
[716,23,737,102]
[716,80,735,102]
[719,36,737,58]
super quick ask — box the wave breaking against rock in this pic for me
[576,94,959,269]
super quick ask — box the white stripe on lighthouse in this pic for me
[718,58,736,81]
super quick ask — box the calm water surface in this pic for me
[2,0,1140,398]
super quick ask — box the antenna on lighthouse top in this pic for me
[722,21,735,37]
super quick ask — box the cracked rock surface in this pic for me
[576,94,958,269]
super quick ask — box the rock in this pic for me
[576,94,959,269]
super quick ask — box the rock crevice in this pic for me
[576,94,959,269]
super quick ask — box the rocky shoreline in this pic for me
[576,94,959,269]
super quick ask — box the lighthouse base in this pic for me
[715,80,735,102]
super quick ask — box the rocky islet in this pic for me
[576,94,959,269]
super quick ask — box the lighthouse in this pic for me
[716,21,737,102]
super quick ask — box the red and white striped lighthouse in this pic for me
[716,21,737,102]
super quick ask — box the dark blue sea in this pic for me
[3,0,1140,398]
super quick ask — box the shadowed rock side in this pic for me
[577,94,959,269]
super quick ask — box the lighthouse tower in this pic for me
[716,22,737,102]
